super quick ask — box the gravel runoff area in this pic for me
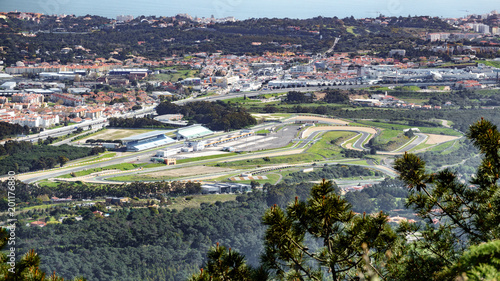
[424,134,461,145]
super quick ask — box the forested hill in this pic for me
[0,14,456,64]
[15,183,314,281]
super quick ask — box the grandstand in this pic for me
[175,124,214,140]
[121,131,176,151]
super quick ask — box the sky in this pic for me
[0,0,497,20]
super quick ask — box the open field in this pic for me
[214,151,321,169]
[230,173,282,185]
[149,69,200,83]
[356,120,462,136]
[56,163,145,178]
[306,131,357,159]
[145,166,234,178]
[74,129,156,143]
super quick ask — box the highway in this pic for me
[3,105,157,145]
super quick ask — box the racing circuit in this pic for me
[11,114,462,184]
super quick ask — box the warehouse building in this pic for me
[176,124,214,140]
[121,131,176,151]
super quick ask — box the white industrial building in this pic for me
[268,80,307,88]
[0,82,16,90]
[289,65,315,73]
[156,148,180,157]
[176,124,214,140]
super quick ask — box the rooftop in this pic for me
[128,137,175,151]
[121,130,174,141]
[176,124,213,139]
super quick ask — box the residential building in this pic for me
[290,64,315,73]
[50,93,85,106]
[11,93,44,104]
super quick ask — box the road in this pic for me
[175,81,477,105]
[392,133,428,153]
[18,121,283,183]
[352,132,372,151]
[10,80,465,183]
[2,105,157,145]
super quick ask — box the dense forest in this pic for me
[0,141,100,175]
[0,14,460,65]
[0,122,33,140]
[156,100,257,131]
[3,177,417,281]
[11,182,316,281]
[107,117,175,129]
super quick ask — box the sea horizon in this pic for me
[1,0,498,20]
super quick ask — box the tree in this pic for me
[58,155,69,167]
[0,228,85,281]
[376,193,396,212]
[437,239,500,280]
[189,243,267,281]
[391,118,500,280]
[261,179,397,280]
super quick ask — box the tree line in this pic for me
[0,122,32,140]
[0,141,100,175]
[283,164,382,184]
[156,101,257,131]
[107,117,174,129]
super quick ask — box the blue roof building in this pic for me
[121,130,176,151]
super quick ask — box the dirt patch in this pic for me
[314,92,326,100]
[303,126,377,139]
[350,94,369,100]
[252,113,285,120]
[145,166,234,178]
[425,134,461,145]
